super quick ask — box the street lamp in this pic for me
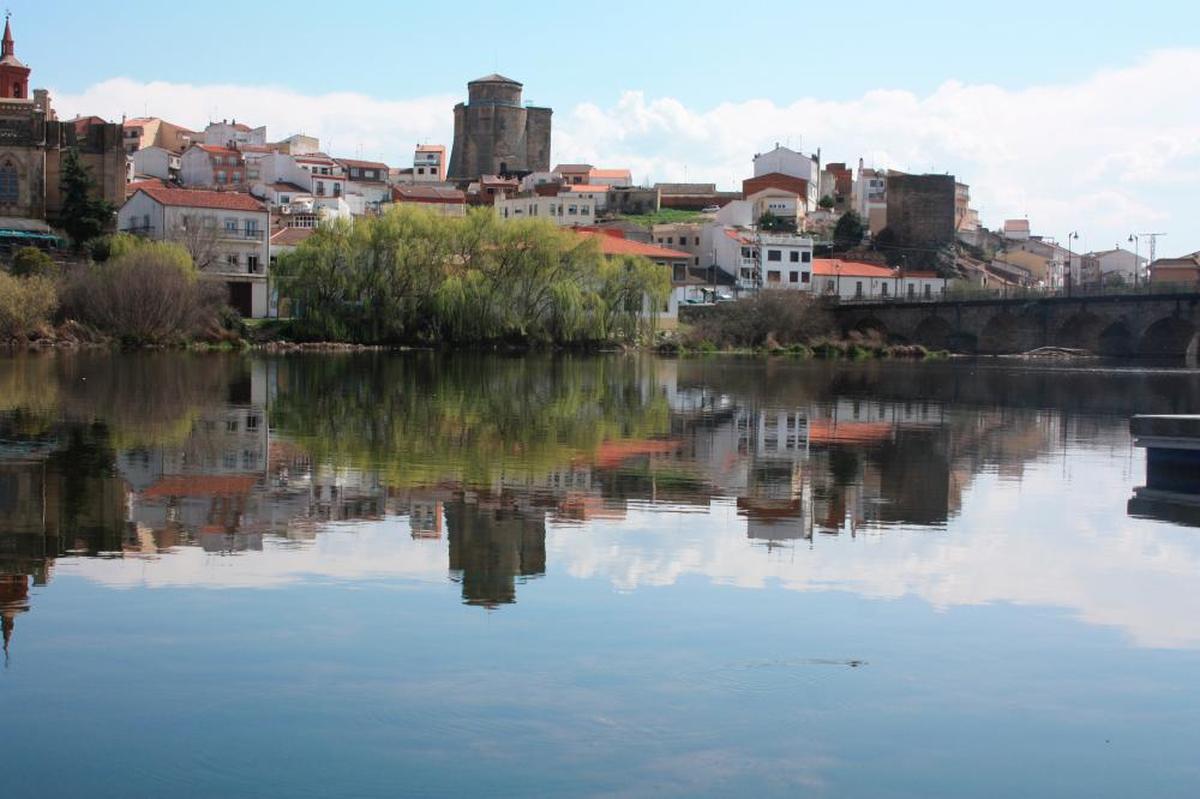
[1065,231,1079,295]
[1128,233,1139,289]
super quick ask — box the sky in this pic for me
[13,0,1200,254]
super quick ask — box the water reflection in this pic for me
[2,352,1200,652]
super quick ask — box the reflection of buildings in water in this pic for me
[446,495,547,608]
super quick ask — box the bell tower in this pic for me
[0,13,31,100]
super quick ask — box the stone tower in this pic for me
[447,74,552,183]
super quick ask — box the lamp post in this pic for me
[1065,231,1079,295]
[1128,234,1140,289]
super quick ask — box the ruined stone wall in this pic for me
[885,174,956,258]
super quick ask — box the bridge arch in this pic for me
[1054,311,1107,351]
[978,312,1041,354]
[848,315,889,343]
[1138,316,1199,363]
[912,315,955,350]
[1098,320,1134,357]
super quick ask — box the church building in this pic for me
[0,15,124,241]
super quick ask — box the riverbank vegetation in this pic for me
[276,207,669,346]
[1,236,233,348]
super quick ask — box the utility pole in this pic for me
[1138,232,1166,285]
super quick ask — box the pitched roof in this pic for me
[336,157,389,171]
[271,227,315,246]
[392,185,465,204]
[195,144,240,156]
[554,163,594,173]
[574,229,690,261]
[562,184,610,193]
[132,186,267,212]
[811,259,896,278]
[267,181,309,194]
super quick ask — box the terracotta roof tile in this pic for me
[133,186,267,212]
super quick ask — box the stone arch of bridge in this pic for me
[1138,316,1199,363]
[1054,311,1109,351]
[847,315,889,343]
[1098,320,1135,357]
[911,315,956,350]
[977,312,1041,354]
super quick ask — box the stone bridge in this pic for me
[832,293,1200,362]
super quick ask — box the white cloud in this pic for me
[50,48,1200,252]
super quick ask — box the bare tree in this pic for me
[170,214,222,272]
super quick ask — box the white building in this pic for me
[1089,247,1149,284]
[759,233,815,289]
[336,158,391,211]
[811,259,945,301]
[129,146,180,182]
[495,191,597,225]
[747,187,804,229]
[753,144,819,183]
[117,186,271,318]
[203,120,267,148]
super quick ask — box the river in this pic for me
[2,352,1199,797]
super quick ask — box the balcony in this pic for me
[122,224,157,237]
[219,228,266,242]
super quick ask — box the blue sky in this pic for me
[11,0,1200,254]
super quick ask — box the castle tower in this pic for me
[447,74,552,183]
[0,14,31,100]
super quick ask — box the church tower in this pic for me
[0,14,31,100]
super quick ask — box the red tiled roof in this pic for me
[574,229,690,260]
[133,186,268,212]
[563,184,610,193]
[812,259,895,278]
[196,144,240,156]
[267,181,309,194]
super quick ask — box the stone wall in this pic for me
[885,174,956,261]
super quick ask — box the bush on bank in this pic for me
[0,271,57,341]
[683,290,834,350]
[275,206,670,345]
[60,239,227,346]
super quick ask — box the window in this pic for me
[581,205,590,215]
[0,161,17,204]
[568,205,578,215]
[248,255,260,273]
[789,271,799,283]
[802,251,811,263]
[667,237,674,244]
[790,251,799,262]
[924,284,932,298]
[216,170,227,184]
[227,254,239,268]
[801,272,810,284]
[418,167,425,174]
[908,284,915,298]
[694,237,700,246]
[855,281,864,298]
[673,265,687,281]
[767,249,782,262]
[316,181,325,196]
[224,217,238,232]
[881,283,889,296]
[767,270,781,283]
[333,183,341,197]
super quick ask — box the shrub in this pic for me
[0,272,57,341]
[684,291,833,350]
[9,246,57,278]
[61,243,224,345]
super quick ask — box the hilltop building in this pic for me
[447,74,551,182]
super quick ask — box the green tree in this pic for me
[757,210,796,233]
[833,210,865,252]
[59,148,115,251]
[818,195,835,210]
[9,246,56,277]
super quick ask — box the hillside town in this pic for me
[1,15,1193,321]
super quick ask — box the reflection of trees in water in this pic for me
[445,496,546,608]
[268,353,671,486]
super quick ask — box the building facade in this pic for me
[117,186,271,318]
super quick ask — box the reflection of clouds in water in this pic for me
[57,444,1200,650]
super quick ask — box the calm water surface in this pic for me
[2,352,1199,797]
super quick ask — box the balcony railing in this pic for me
[219,228,266,241]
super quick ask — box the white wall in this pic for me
[495,194,595,225]
[130,147,173,180]
[179,147,213,186]
[753,145,818,182]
